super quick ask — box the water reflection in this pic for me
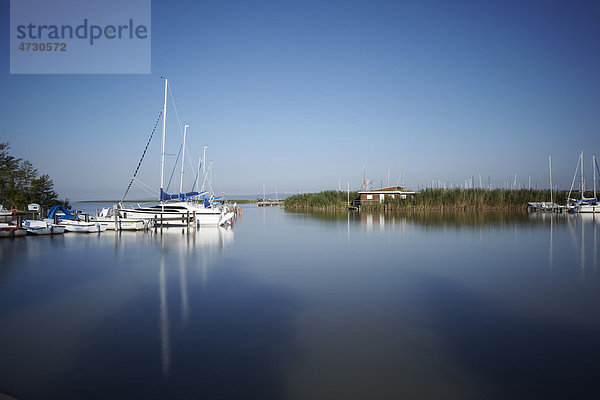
[179,252,189,326]
[414,271,600,399]
[286,208,599,274]
[3,206,600,399]
[159,251,170,375]
[152,226,234,376]
[565,213,599,278]
[280,208,600,398]
[286,208,535,228]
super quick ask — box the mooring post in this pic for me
[114,205,118,231]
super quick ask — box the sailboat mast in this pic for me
[209,161,213,196]
[580,150,585,198]
[594,154,597,199]
[549,155,553,207]
[199,146,208,192]
[160,78,168,198]
[179,124,188,197]
[567,152,580,203]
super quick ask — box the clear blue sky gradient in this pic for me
[2,0,599,199]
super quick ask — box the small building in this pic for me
[358,186,415,204]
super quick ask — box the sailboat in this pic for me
[567,151,599,213]
[575,153,599,213]
[121,78,230,227]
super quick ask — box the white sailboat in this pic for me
[575,153,599,213]
[567,151,599,214]
[92,207,151,230]
[123,78,228,227]
[118,202,226,226]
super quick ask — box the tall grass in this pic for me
[285,188,586,210]
[367,188,570,211]
[284,190,359,209]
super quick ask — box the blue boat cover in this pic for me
[160,189,204,201]
[47,205,76,220]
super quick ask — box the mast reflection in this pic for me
[152,226,234,376]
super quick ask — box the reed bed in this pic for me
[369,188,568,211]
[284,190,359,210]
[284,188,588,210]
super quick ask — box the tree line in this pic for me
[0,142,68,210]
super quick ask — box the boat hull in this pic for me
[26,225,66,235]
[576,205,599,213]
[120,205,223,227]
[0,225,27,237]
[61,222,107,233]
[96,219,149,230]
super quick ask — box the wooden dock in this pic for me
[527,202,564,213]
[257,200,282,207]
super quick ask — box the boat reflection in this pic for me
[286,208,599,276]
[565,213,599,277]
[152,226,234,376]
[100,226,230,376]
[159,251,170,376]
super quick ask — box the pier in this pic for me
[257,199,282,207]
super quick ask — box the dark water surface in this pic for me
[0,206,599,399]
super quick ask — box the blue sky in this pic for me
[2,0,600,200]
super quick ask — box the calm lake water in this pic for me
[1,205,599,399]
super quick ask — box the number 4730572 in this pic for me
[18,42,67,52]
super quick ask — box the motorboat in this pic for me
[43,204,107,233]
[0,205,12,223]
[56,220,108,233]
[23,219,66,235]
[0,223,27,237]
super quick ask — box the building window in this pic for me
[366,194,373,200]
